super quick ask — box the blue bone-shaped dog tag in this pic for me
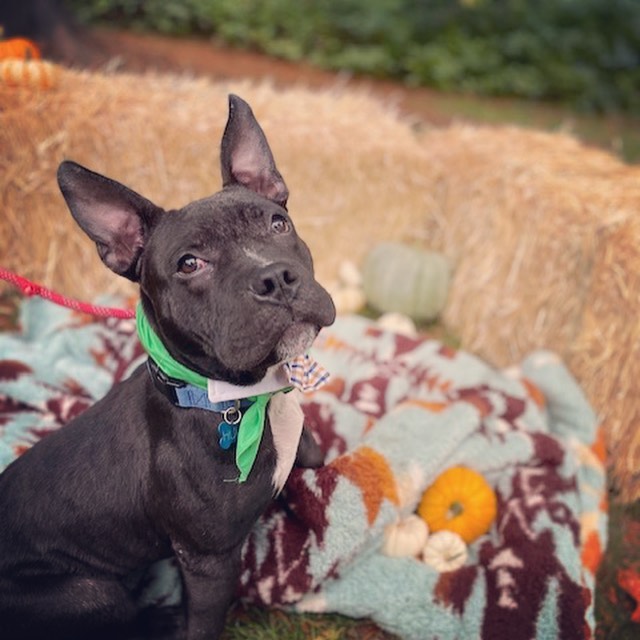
[218,422,238,450]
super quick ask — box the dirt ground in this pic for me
[52,26,471,128]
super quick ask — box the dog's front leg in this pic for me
[175,544,242,640]
[295,426,325,468]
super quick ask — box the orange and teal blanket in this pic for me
[0,299,606,639]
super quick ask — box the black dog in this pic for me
[0,95,336,639]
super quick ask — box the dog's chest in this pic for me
[157,390,303,504]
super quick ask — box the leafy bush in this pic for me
[64,0,640,113]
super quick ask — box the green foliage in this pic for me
[64,0,640,113]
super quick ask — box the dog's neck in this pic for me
[136,304,328,398]
[136,304,328,484]
[137,304,277,483]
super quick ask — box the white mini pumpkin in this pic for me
[376,312,418,337]
[422,530,468,572]
[382,515,429,558]
[338,260,363,288]
[329,285,366,315]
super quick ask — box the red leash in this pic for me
[0,267,135,319]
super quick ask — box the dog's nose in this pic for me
[250,263,301,303]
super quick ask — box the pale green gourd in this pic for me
[362,243,451,322]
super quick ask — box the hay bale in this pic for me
[0,66,429,300]
[573,216,640,499]
[2,66,640,499]
[418,125,640,500]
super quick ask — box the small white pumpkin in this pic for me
[362,243,450,322]
[377,312,418,338]
[382,515,429,558]
[338,260,363,288]
[422,530,468,572]
[330,285,366,315]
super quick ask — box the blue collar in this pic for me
[146,358,254,450]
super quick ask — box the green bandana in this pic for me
[136,304,208,389]
[234,394,271,483]
[135,303,272,483]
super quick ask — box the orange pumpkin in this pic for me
[0,37,41,61]
[417,466,497,544]
[0,59,58,89]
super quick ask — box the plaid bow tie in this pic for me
[284,354,330,392]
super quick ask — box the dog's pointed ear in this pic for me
[57,161,162,281]
[220,94,289,208]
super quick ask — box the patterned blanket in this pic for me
[0,299,607,639]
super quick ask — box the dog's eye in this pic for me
[177,254,202,275]
[271,214,290,234]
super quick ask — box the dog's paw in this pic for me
[294,426,325,468]
[133,604,185,640]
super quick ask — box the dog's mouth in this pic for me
[193,283,335,384]
[274,322,319,362]
[204,319,321,384]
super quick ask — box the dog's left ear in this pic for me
[57,161,162,281]
[220,94,289,208]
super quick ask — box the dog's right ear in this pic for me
[57,161,162,281]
